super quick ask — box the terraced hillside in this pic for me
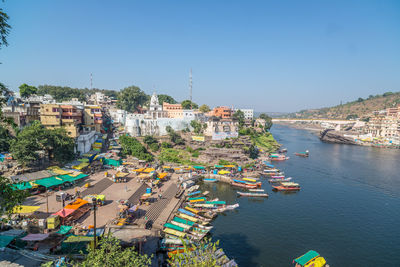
[288,91,400,119]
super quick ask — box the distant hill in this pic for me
[286,91,400,120]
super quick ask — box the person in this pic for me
[158,194,162,199]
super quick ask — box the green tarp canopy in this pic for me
[214,165,224,168]
[102,158,121,167]
[294,250,320,266]
[0,235,16,248]
[193,166,205,170]
[34,176,65,188]
[58,174,88,183]
[56,225,73,235]
[11,182,32,191]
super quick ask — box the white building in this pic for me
[234,108,254,120]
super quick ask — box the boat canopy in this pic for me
[294,250,320,266]
[193,166,205,170]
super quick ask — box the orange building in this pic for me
[163,102,183,118]
[211,106,233,119]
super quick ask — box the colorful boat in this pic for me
[272,182,300,191]
[249,189,265,192]
[269,177,292,183]
[204,178,217,182]
[170,220,191,230]
[295,151,309,157]
[293,250,327,267]
[231,182,259,189]
[163,228,186,238]
[164,223,186,232]
[187,190,202,196]
[237,191,269,197]
[243,177,258,182]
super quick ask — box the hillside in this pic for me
[287,91,400,119]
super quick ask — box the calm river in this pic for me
[201,124,400,266]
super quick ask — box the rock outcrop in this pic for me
[319,129,356,145]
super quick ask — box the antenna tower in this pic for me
[90,73,93,90]
[189,68,193,108]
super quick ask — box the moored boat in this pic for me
[272,182,300,191]
[293,250,328,267]
[231,182,259,189]
[249,189,265,192]
[295,151,309,157]
[268,177,292,183]
[237,191,269,197]
[204,178,217,183]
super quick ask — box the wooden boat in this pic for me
[233,179,261,186]
[176,212,210,224]
[190,203,216,208]
[163,227,186,238]
[293,250,327,267]
[237,191,269,197]
[295,152,309,157]
[243,177,258,182]
[187,190,201,196]
[205,201,226,205]
[271,175,285,179]
[173,216,213,230]
[268,177,292,183]
[164,223,186,232]
[231,182,259,189]
[185,206,200,214]
[270,156,289,161]
[187,185,199,193]
[279,148,288,153]
[170,221,191,230]
[214,203,239,212]
[272,182,300,191]
[204,178,217,183]
[202,191,210,196]
[263,169,279,172]
[249,189,265,192]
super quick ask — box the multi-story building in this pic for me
[84,105,103,133]
[210,106,233,119]
[40,104,83,138]
[365,113,400,138]
[163,102,183,118]
[204,117,239,140]
[234,108,254,120]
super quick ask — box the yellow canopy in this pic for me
[224,165,236,168]
[142,168,155,173]
[138,173,150,179]
[162,166,171,169]
[133,168,145,173]
[12,206,40,214]
[218,170,231,175]
[158,173,168,179]
[72,162,89,170]
[116,172,129,178]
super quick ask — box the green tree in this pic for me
[119,135,153,161]
[259,113,273,131]
[233,110,245,128]
[161,142,172,149]
[0,125,12,151]
[0,176,29,219]
[190,120,202,134]
[117,86,149,113]
[143,135,158,146]
[10,121,75,166]
[76,236,151,267]
[166,126,185,145]
[0,7,11,48]
[199,104,211,113]
[181,100,198,109]
[168,238,221,267]
[158,94,177,104]
[19,83,38,98]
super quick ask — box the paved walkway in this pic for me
[81,178,113,197]
[136,183,178,227]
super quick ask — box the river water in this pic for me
[201,124,400,266]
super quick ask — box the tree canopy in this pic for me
[158,94,177,105]
[37,85,119,102]
[117,86,149,113]
[119,135,153,161]
[233,110,245,128]
[166,126,185,145]
[0,125,12,151]
[259,113,273,131]
[181,100,198,110]
[10,121,75,166]
[199,104,211,113]
[168,238,221,267]
[0,176,29,219]
[19,83,38,98]
[0,7,11,49]
[76,236,151,267]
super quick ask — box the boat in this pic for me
[187,190,202,196]
[279,148,288,153]
[164,223,186,232]
[187,185,199,193]
[163,227,186,238]
[263,162,275,168]
[249,189,265,192]
[202,191,210,196]
[231,182,259,189]
[204,178,217,183]
[233,179,261,187]
[205,201,226,205]
[177,212,211,223]
[243,177,259,182]
[293,250,327,267]
[270,156,289,161]
[271,175,285,179]
[214,203,240,212]
[295,151,309,157]
[237,191,269,197]
[170,220,191,230]
[263,169,280,172]
[268,177,292,183]
[173,216,213,230]
[272,182,300,191]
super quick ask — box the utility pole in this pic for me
[46,192,49,213]
[90,73,93,90]
[189,68,192,109]
[92,197,97,249]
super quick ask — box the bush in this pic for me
[161,142,172,149]
[119,135,153,161]
[218,159,237,166]
[149,143,160,152]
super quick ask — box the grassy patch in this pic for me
[159,148,205,166]
[251,132,280,152]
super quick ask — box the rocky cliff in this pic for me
[319,129,357,145]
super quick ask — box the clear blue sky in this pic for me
[1,0,399,112]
